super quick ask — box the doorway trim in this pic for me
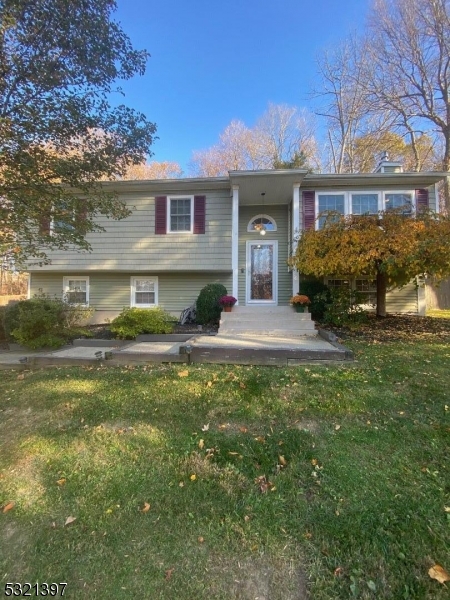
[245,240,278,305]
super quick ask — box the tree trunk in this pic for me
[376,270,387,317]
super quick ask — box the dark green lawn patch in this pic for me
[1,338,449,599]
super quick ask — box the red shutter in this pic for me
[302,191,315,229]
[39,214,51,235]
[193,195,206,234]
[416,188,429,212]
[78,200,87,223]
[155,196,167,234]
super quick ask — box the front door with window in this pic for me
[246,241,278,304]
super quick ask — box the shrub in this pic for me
[318,286,369,327]
[196,283,227,325]
[3,294,93,349]
[110,307,175,339]
[299,278,330,320]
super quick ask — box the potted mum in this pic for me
[219,295,237,312]
[290,294,311,313]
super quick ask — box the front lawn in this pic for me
[1,329,449,598]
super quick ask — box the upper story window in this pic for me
[63,276,89,306]
[317,193,345,229]
[351,193,379,215]
[384,192,413,215]
[247,214,277,234]
[168,196,193,233]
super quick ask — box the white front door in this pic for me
[246,240,278,304]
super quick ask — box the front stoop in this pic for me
[219,306,317,337]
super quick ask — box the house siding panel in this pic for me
[238,205,291,306]
[29,190,232,271]
[30,272,233,319]
[386,281,418,313]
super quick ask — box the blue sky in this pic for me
[114,0,371,172]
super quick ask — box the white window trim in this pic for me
[247,214,278,233]
[315,189,416,229]
[325,277,376,309]
[349,191,381,214]
[130,276,159,308]
[63,276,89,306]
[383,190,415,213]
[167,195,194,234]
[315,191,347,230]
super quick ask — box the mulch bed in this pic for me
[324,313,450,343]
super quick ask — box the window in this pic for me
[327,279,350,290]
[351,193,379,215]
[131,277,158,307]
[317,194,345,229]
[355,279,377,305]
[247,214,277,233]
[168,196,193,232]
[63,277,89,305]
[384,192,413,214]
[52,202,75,233]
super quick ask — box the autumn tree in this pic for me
[190,104,319,176]
[290,210,450,317]
[0,0,156,264]
[121,161,183,180]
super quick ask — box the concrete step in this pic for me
[222,329,318,337]
[219,306,316,337]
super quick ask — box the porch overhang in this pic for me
[229,169,308,205]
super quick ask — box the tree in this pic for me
[189,104,319,176]
[0,0,156,264]
[365,0,450,206]
[290,210,450,317]
[121,161,183,180]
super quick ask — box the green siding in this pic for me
[30,272,232,314]
[29,189,232,272]
[238,205,291,306]
[386,281,418,313]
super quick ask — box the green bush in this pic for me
[3,294,93,349]
[299,278,330,320]
[318,286,369,327]
[196,283,227,325]
[110,307,175,339]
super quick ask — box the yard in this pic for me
[0,318,449,599]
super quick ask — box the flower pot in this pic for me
[223,306,232,312]
[295,304,307,313]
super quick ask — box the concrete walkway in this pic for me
[0,331,352,368]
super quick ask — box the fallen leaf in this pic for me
[239,382,246,389]
[64,516,77,526]
[178,370,189,377]
[239,426,248,433]
[198,536,204,543]
[335,424,341,431]
[311,458,318,466]
[219,423,228,430]
[201,423,210,431]
[56,478,66,486]
[428,564,450,584]
[198,439,204,450]
[444,506,450,513]
[179,481,184,487]
[244,515,251,522]
[255,436,265,443]
[142,502,151,513]
[279,455,287,466]
[165,568,174,581]
[228,451,239,456]
[2,502,14,513]
[334,567,344,576]
[206,381,213,388]
[17,373,24,380]
[190,474,197,481]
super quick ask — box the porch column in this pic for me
[292,184,300,296]
[232,185,239,303]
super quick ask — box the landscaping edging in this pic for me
[318,328,354,360]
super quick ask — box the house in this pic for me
[27,162,448,322]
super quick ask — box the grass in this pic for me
[0,337,449,599]
[426,309,450,319]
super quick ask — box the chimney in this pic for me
[374,151,403,173]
